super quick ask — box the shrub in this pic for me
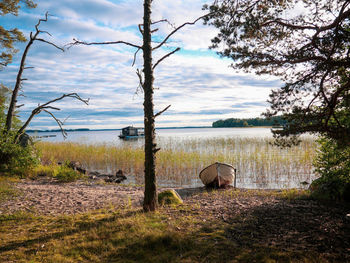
[54,165,82,183]
[31,164,57,178]
[0,130,39,177]
[0,98,39,177]
[30,163,83,183]
[311,137,350,201]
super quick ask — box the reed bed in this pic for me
[36,136,317,188]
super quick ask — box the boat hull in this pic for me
[199,162,236,188]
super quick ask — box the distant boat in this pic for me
[32,135,57,138]
[199,162,236,188]
[118,126,145,139]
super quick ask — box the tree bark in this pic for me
[142,0,157,212]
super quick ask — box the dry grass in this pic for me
[0,177,19,202]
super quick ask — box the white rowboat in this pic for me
[199,162,236,188]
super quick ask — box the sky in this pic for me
[0,0,282,130]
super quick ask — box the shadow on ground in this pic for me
[1,190,349,262]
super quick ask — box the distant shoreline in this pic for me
[26,126,212,133]
[26,126,276,133]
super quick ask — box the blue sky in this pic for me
[0,0,282,130]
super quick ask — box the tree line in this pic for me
[212,116,286,128]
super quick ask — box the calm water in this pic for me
[30,127,317,189]
[28,127,273,144]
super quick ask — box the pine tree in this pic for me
[0,0,36,69]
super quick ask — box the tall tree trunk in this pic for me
[142,0,157,212]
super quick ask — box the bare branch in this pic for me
[68,38,142,49]
[40,93,89,108]
[35,12,49,32]
[151,19,167,25]
[138,24,144,34]
[152,13,211,50]
[41,105,61,111]
[43,109,67,138]
[63,115,70,124]
[136,68,144,89]
[154,147,161,153]
[151,19,176,29]
[154,105,171,118]
[153,47,180,69]
[132,48,141,67]
[36,38,64,52]
[15,93,89,141]
[38,30,52,37]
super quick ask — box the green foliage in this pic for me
[204,1,350,143]
[311,138,350,201]
[279,189,310,201]
[158,189,183,206]
[0,96,38,177]
[54,164,82,183]
[0,0,36,68]
[212,116,286,128]
[0,130,39,176]
[31,164,57,178]
[30,163,83,182]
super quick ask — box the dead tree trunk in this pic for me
[5,37,34,132]
[5,13,64,132]
[142,0,157,212]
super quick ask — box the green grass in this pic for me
[30,163,83,183]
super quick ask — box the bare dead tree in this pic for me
[15,93,89,142]
[69,0,211,212]
[5,12,64,132]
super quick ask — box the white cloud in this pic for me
[0,0,283,130]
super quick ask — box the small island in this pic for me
[212,116,286,128]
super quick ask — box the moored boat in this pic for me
[199,162,236,188]
[118,126,144,139]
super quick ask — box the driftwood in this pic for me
[58,161,128,184]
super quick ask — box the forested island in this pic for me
[212,116,286,128]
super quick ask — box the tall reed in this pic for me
[36,136,317,188]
